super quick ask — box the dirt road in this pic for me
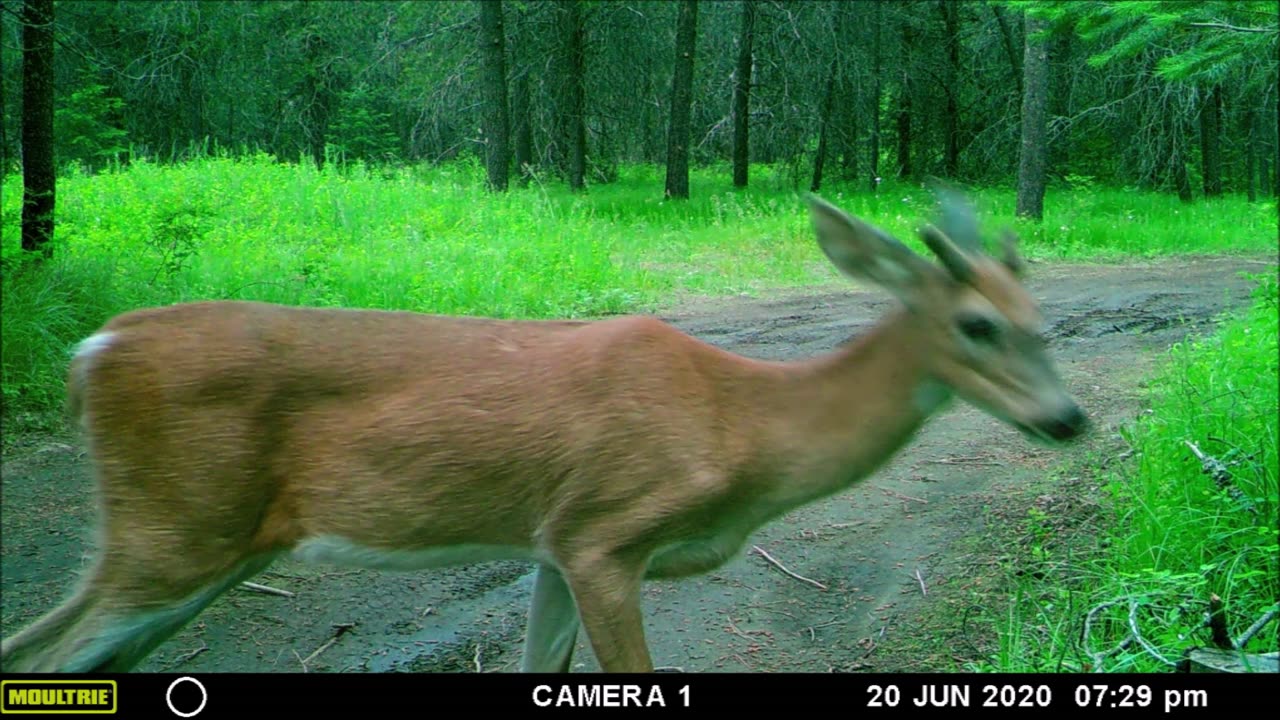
[1,253,1272,673]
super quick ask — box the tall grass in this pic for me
[2,154,1275,432]
[976,271,1279,672]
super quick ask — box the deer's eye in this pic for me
[958,315,999,343]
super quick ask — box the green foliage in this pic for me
[54,77,129,173]
[1018,0,1279,87]
[1,156,1274,435]
[977,270,1279,672]
[328,84,401,165]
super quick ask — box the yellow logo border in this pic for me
[1,680,118,715]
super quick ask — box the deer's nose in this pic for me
[1044,404,1088,442]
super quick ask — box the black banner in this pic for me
[0,672,1268,718]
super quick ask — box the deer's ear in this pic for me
[808,195,941,308]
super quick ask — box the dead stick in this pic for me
[1235,602,1280,650]
[879,487,928,504]
[1207,594,1232,649]
[175,641,208,665]
[751,545,828,590]
[1185,440,1257,514]
[240,581,295,598]
[861,627,886,658]
[474,643,483,673]
[1128,600,1176,667]
[924,457,1000,466]
[301,623,355,667]
[915,568,927,596]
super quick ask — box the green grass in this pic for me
[2,154,1276,432]
[974,271,1279,672]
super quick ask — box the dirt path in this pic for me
[1,253,1272,674]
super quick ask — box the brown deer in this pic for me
[0,192,1087,673]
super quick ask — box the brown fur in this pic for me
[1,195,1088,673]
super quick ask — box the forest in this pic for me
[0,0,1276,680]
[3,1,1278,200]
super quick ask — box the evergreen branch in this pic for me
[1187,22,1275,34]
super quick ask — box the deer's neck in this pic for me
[750,310,949,507]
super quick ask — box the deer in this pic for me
[0,191,1087,674]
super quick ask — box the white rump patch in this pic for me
[73,332,117,363]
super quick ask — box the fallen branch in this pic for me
[175,641,208,665]
[806,617,846,641]
[878,487,928,504]
[860,626,887,658]
[1235,602,1280,650]
[1082,600,1133,671]
[474,643,483,673]
[239,581,295,598]
[1185,440,1258,515]
[1129,600,1177,668]
[747,604,797,620]
[725,616,753,642]
[924,455,1000,467]
[751,545,827,590]
[301,623,355,669]
[915,568,928,596]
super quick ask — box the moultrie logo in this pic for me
[1,679,117,714]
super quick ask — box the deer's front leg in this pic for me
[562,553,654,673]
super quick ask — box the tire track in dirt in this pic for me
[0,254,1270,673]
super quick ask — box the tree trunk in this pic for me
[300,28,336,170]
[732,0,754,188]
[1246,108,1257,202]
[1173,150,1193,203]
[21,0,55,260]
[564,0,586,191]
[811,54,837,193]
[1048,29,1074,174]
[1261,145,1272,199]
[1165,112,1194,204]
[834,2,856,180]
[811,4,845,193]
[991,3,1023,99]
[868,1,882,192]
[512,69,533,186]
[1016,13,1049,220]
[664,0,698,200]
[477,0,510,192]
[895,21,915,181]
[1199,84,1222,197]
[940,0,960,178]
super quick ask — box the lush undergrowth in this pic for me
[976,271,1279,673]
[2,154,1275,431]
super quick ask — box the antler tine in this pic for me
[920,223,975,283]
[1000,227,1026,277]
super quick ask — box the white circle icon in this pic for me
[166,676,208,718]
